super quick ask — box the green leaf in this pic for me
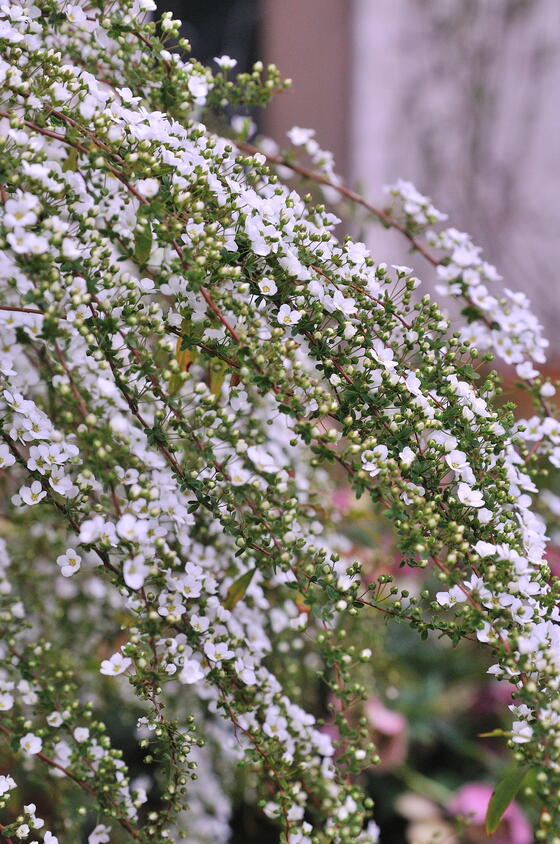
[460,305,483,324]
[62,147,78,172]
[223,567,257,610]
[210,358,228,397]
[485,765,530,834]
[179,318,204,350]
[477,728,509,738]
[134,213,152,265]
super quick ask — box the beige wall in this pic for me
[351,0,560,337]
[261,0,352,176]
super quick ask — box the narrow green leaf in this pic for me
[485,765,530,834]
[223,567,257,610]
[62,147,78,172]
[210,358,228,397]
[477,728,509,738]
[134,213,152,265]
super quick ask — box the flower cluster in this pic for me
[0,1,559,843]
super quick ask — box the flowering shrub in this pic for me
[1,1,560,842]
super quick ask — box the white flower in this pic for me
[158,591,186,617]
[56,548,81,577]
[123,556,149,590]
[516,361,539,379]
[136,178,159,198]
[7,229,49,254]
[214,55,237,70]
[73,727,90,743]
[49,469,77,499]
[187,74,209,101]
[246,446,278,473]
[19,481,46,506]
[511,720,533,744]
[436,585,466,607]
[360,820,380,843]
[445,450,469,471]
[4,194,38,228]
[179,574,202,600]
[541,382,556,397]
[66,4,90,28]
[0,775,16,796]
[0,444,16,468]
[324,289,357,316]
[88,825,111,844]
[116,513,148,543]
[20,732,42,754]
[178,659,205,684]
[346,241,369,265]
[44,833,59,844]
[229,466,250,486]
[361,445,388,478]
[399,446,415,467]
[100,652,132,676]
[0,692,14,710]
[344,322,357,339]
[79,515,115,545]
[46,712,63,727]
[277,304,302,326]
[190,614,209,633]
[456,482,484,508]
[204,641,234,662]
[287,126,315,146]
[258,278,277,296]
[61,237,81,259]
[370,339,396,370]
[263,711,289,741]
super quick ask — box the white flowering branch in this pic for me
[0,2,559,843]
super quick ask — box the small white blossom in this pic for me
[277,304,302,326]
[0,692,14,710]
[136,178,159,198]
[445,450,469,471]
[56,548,81,577]
[18,481,46,506]
[456,482,484,508]
[88,825,111,844]
[0,775,16,796]
[73,727,90,743]
[178,659,205,684]
[20,732,42,755]
[541,382,556,397]
[123,555,149,590]
[100,652,132,676]
[229,466,250,486]
[214,55,237,70]
[399,446,415,467]
[511,720,533,744]
[204,641,235,662]
[287,126,315,146]
[258,278,277,295]
[0,444,16,468]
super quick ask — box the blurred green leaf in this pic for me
[485,764,530,834]
[223,567,257,610]
[134,212,152,265]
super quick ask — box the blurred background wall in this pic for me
[157,0,560,341]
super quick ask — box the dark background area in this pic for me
[157,0,260,73]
